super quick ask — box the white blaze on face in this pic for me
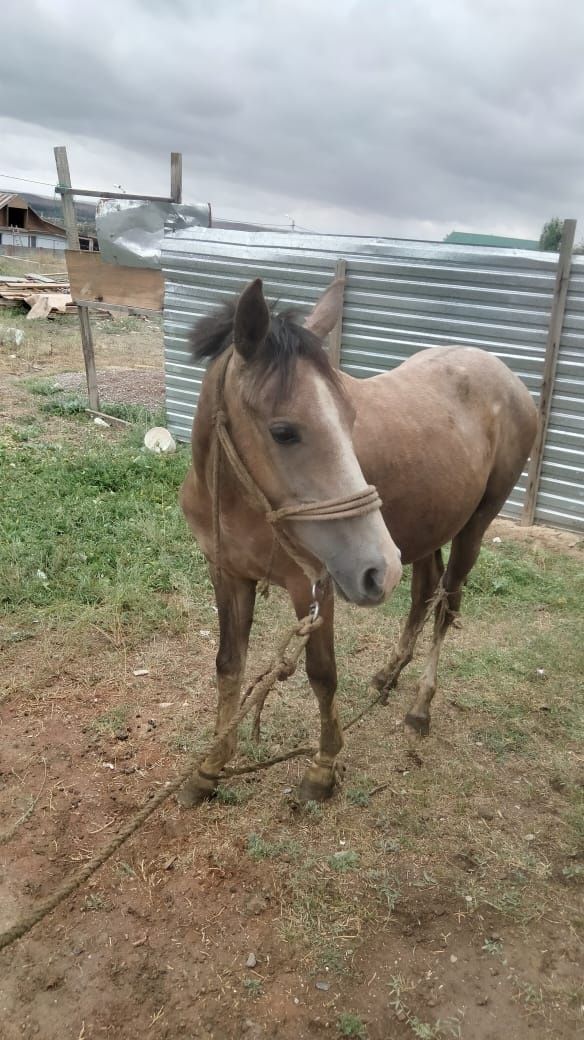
[286,371,402,603]
[309,373,367,496]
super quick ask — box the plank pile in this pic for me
[0,274,74,318]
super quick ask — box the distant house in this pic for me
[444,231,539,250]
[0,193,97,250]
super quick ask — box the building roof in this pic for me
[0,191,67,236]
[0,192,20,209]
[444,231,539,250]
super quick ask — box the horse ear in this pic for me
[304,277,345,339]
[233,278,270,361]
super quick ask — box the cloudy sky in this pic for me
[1,0,582,240]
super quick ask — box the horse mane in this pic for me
[189,300,340,402]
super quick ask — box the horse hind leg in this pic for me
[404,504,496,743]
[372,551,444,703]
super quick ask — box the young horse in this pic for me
[179,277,537,806]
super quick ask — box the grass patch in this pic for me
[247,832,301,861]
[0,432,208,638]
[215,785,248,806]
[473,723,530,756]
[98,401,166,426]
[40,395,87,417]
[464,544,584,615]
[242,978,262,998]
[92,706,130,736]
[23,378,62,397]
[329,850,360,872]
[337,1012,367,1038]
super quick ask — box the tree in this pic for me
[539,217,564,252]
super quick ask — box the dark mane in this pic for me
[189,300,340,402]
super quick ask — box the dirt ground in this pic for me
[1,310,583,1040]
[1,592,583,1040]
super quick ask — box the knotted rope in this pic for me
[0,347,386,952]
[0,611,323,952]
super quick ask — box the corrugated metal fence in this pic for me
[162,229,584,533]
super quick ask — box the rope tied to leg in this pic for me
[0,611,323,953]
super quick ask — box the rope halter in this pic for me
[211,349,383,587]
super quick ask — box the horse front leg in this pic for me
[288,576,342,802]
[178,570,256,807]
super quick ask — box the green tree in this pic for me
[539,217,564,251]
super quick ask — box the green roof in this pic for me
[444,231,539,250]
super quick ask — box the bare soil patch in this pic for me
[53,366,165,411]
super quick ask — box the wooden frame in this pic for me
[53,146,183,415]
[521,218,577,526]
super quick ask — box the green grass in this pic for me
[0,431,208,637]
[247,832,301,861]
[242,978,262,998]
[464,543,584,615]
[337,1012,367,1038]
[23,378,62,397]
[329,850,360,872]
[20,376,165,427]
[382,543,583,624]
[35,389,165,428]
[92,706,130,736]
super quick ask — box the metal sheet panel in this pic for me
[535,255,584,531]
[161,229,583,531]
[97,199,211,269]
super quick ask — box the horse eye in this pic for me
[270,423,300,446]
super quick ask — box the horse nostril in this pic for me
[362,565,385,601]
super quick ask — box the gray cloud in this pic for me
[1,0,583,239]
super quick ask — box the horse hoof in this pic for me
[177,773,218,808]
[297,765,337,804]
[371,669,398,702]
[404,712,430,740]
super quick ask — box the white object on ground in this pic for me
[4,327,24,347]
[144,427,176,454]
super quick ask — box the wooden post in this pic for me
[327,258,347,369]
[170,152,183,204]
[521,218,577,526]
[54,146,100,411]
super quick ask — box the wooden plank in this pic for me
[170,152,183,204]
[54,146,100,411]
[327,258,347,368]
[54,147,80,250]
[86,409,131,429]
[56,187,173,203]
[521,218,577,526]
[65,250,164,311]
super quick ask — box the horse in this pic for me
[178,276,538,806]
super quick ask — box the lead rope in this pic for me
[0,351,387,952]
[0,609,324,952]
